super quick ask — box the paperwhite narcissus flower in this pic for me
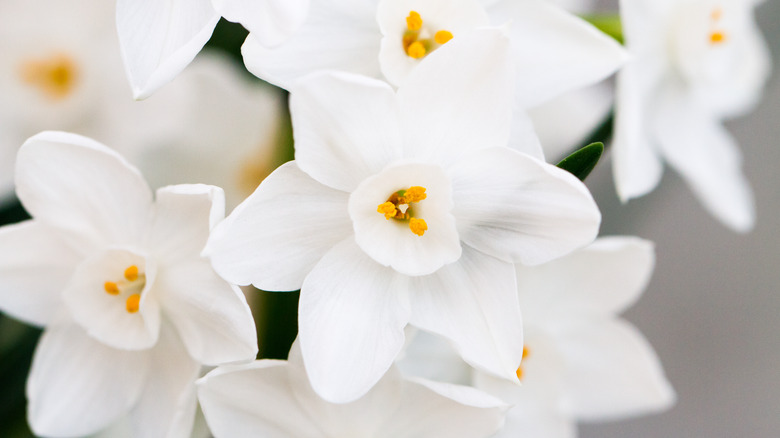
[613,0,771,232]
[197,341,508,438]
[116,0,309,99]
[0,132,257,437]
[206,29,601,403]
[398,237,675,438]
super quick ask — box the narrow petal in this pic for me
[555,319,676,420]
[241,1,381,89]
[205,162,352,291]
[130,325,201,438]
[116,0,219,99]
[212,0,309,47]
[156,258,257,366]
[408,245,523,382]
[0,220,80,326]
[398,28,514,166]
[27,320,150,437]
[299,238,411,403]
[449,147,600,266]
[290,71,402,192]
[653,82,754,232]
[15,131,153,251]
[487,0,628,108]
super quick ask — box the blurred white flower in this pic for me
[206,29,600,403]
[197,341,508,438]
[0,132,257,437]
[116,0,309,98]
[613,0,771,232]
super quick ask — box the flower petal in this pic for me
[398,28,514,165]
[0,220,81,326]
[15,131,153,251]
[205,162,351,291]
[116,0,219,99]
[290,71,403,192]
[27,320,150,437]
[408,245,523,382]
[299,238,411,403]
[156,257,257,366]
[212,0,309,47]
[487,0,627,108]
[449,147,600,266]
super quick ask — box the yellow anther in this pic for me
[710,31,727,44]
[403,186,427,203]
[20,54,78,100]
[377,202,398,220]
[104,281,119,295]
[516,365,524,381]
[522,345,530,360]
[407,41,427,59]
[406,11,423,31]
[434,30,453,45]
[126,294,141,313]
[711,7,723,21]
[409,218,428,236]
[124,265,139,281]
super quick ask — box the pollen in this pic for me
[406,11,423,31]
[409,218,428,236]
[377,201,398,220]
[407,41,427,59]
[126,294,141,313]
[710,31,727,44]
[402,186,427,203]
[20,53,79,100]
[124,265,139,281]
[434,30,453,45]
[104,281,119,295]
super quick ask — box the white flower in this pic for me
[206,29,601,403]
[399,237,676,438]
[613,0,771,232]
[197,341,508,438]
[116,0,309,99]
[0,131,257,437]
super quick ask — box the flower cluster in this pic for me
[0,0,771,436]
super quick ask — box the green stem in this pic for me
[581,14,624,44]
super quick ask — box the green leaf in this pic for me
[556,142,604,182]
[580,14,623,44]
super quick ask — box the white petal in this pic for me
[290,71,402,192]
[555,319,676,420]
[116,0,219,98]
[396,330,473,386]
[299,238,411,403]
[507,109,545,160]
[516,236,655,326]
[212,0,309,46]
[241,1,381,90]
[27,320,150,437]
[398,28,514,166]
[205,162,351,291]
[449,147,600,266]
[157,258,257,365]
[0,220,80,326]
[653,82,755,232]
[487,0,627,108]
[63,248,161,350]
[408,245,523,382]
[130,324,201,438]
[149,184,225,264]
[15,131,153,251]
[349,163,461,276]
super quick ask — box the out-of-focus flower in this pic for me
[206,29,600,403]
[0,132,257,437]
[116,0,309,98]
[613,0,771,232]
[197,341,508,438]
[399,237,675,438]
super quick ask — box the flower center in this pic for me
[376,185,428,236]
[515,346,531,381]
[403,11,453,59]
[19,52,79,100]
[103,265,146,314]
[708,7,727,45]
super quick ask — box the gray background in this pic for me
[581,1,780,437]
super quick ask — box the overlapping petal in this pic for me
[212,0,309,47]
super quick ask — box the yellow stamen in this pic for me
[407,41,427,59]
[711,7,723,21]
[104,281,119,295]
[409,218,428,236]
[406,11,423,31]
[20,54,78,100]
[126,294,141,313]
[124,265,139,281]
[402,186,427,203]
[522,346,530,360]
[516,365,524,381]
[377,201,398,220]
[434,30,453,45]
[710,31,727,44]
